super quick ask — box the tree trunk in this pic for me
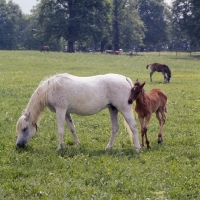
[113,0,119,51]
[113,19,119,51]
[100,41,105,53]
[67,0,75,53]
[67,41,74,52]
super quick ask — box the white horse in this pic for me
[105,50,113,54]
[119,49,123,54]
[16,73,141,150]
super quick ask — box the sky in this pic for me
[6,0,38,14]
[7,0,172,14]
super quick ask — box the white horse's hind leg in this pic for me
[122,110,141,149]
[65,113,80,145]
[106,106,119,149]
[56,108,66,150]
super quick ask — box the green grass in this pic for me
[0,50,199,199]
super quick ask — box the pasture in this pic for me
[0,51,199,199]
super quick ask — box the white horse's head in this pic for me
[16,110,37,148]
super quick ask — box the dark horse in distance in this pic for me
[146,63,171,83]
[40,46,50,52]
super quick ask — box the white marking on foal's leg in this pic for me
[65,113,80,145]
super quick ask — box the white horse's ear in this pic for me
[24,112,30,121]
[22,109,27,115]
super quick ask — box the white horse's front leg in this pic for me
[106,106,118,149]
[56,108,66,150]
[65,113,80,145]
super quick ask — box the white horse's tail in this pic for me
[124,77,134,145]
[124,106,134,146]
[124,119,133,145]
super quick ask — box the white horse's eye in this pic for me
[22,127,28,132]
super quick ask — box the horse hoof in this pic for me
[135,148,141,153]
[16,143,25,148]
[158,140,162,144]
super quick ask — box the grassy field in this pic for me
[0,50,199,199]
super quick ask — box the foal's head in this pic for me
[128,80,145,104]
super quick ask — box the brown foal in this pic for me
[128,80,168,148]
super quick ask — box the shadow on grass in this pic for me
[15,141,165,159]
[57,144,151,159]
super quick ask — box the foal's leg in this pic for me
[150,70,155,82]
[138,117,145,147]
[65,113,80,145]
[106,106,119,149]
[56,108,67,150]
[143,115,151,148]
[157,108,166,143]
[156,110,162,125]
[163,73,166,82]
[162,70,168,83]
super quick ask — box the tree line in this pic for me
[1,0,200,52]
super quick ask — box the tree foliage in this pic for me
[0,0,22,49]
[137,0,169,50]
[36,0,111,52]
[172,0,200,49]
[112,0,145,51]
[4,0,200,52]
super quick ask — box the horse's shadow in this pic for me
[57,143,161,158]
[15,142,164,158]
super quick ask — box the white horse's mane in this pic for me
[25,77,51,125]
[26,74,74,125]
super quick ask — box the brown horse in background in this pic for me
[40,46,49,52]
[128,80,167,148]
[146,63,171,83]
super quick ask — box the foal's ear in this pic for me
[141,81,146,88]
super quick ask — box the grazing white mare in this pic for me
[16,73,141,150]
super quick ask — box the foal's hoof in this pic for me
[158,140,163,144]
[147,145,151,149]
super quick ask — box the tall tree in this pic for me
[172,0,200,50]
[0,0,22,49]
[37,0,111,52]
[20,12,45,50]
[112,0,145,51]
[137,0,169,51]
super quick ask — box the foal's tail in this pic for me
[123,107,134,146]
[164,105,168,114]
[146,63,151,69]
[124,119,133,145]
